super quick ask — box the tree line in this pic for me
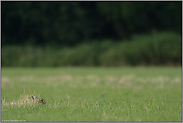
[2,1,181,47]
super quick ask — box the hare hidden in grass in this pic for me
[31,96,46,105]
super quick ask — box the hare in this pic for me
[31,96,46,105]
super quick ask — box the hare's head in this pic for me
[39,99,46,105]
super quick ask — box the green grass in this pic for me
[1,67,182,122]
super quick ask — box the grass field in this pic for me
[1,67,182,122]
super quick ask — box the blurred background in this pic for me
[1,1,182,67]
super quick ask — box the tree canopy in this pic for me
[2,1,181,46]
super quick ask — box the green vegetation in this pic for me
[2,31,181,67]
[1,67,182,122]
[2,2,181,46]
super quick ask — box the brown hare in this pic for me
[31,96,46,105]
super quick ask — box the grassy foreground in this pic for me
[1,67,182,122]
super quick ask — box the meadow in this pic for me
[1,67,182,122]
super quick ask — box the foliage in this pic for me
[121,31,182,66]
[97,2,181,38]
[2,31,181,67]
[2,2,106,46]
[2,2,182,46]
